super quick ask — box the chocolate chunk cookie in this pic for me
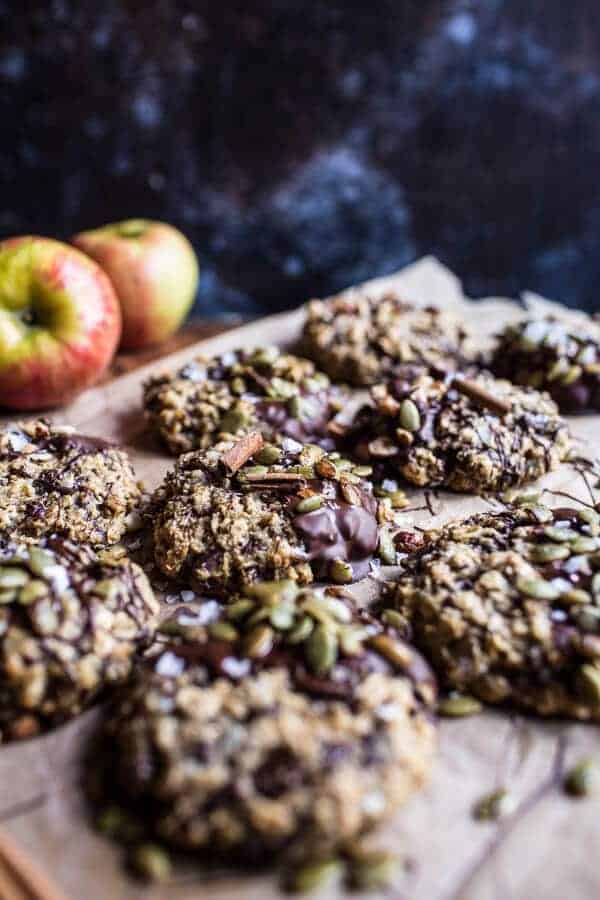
[0,538,158,742]
[388,503,600,720]
[0,420,143,547]
[300,292,472,386]
[346,370,570,493]
[490,316,600,413]
[143,346,345,455]
[98,583,436,862]
[149,434,386,596]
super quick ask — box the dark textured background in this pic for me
[1,1,599,316]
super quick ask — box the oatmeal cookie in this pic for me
[149,434,385,595]
[98,583,436,861]
[490,316,600,413]
[0,420,142,547]
[300,292,472,386]
[388,502,600,719]
[346,370,570,493]
[143,346,345,455]
[0,538,158,742]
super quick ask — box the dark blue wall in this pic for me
[2,1,600,316]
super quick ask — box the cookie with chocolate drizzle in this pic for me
[149,433,387,596]
[345,369,570,493]
[490,316,600,413]
[0,538,158,743]
[0,419,143,547]
[143,346,346,455]
[300,291,473,386]
[387,502,600,719]
[95,582,436,863]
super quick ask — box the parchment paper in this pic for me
[1,257,599,900]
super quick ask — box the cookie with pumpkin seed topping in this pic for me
[490,316,600,413]
[0,538,158,743]
[0,419,143,547]
[345,369,570,493]
[387,502,600,720]
[94,582,436,862]
[143,346,346,455]
[301,292,473,386]
[148,433,388,597]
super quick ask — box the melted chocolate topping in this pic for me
[40,432,115,454]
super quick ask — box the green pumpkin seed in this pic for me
[208,622,238,642]
[96,806,143,841]
[575,663,600,706]
[530,543,570,563]
[516,576,561,601]
[527,505,554,524]
[561,588,591,606]
[571,537,599,554]
[438,694,483,717]
[130,844,172,883]
[378,530,397,565]
[219,408,250,433]
[244,624,275,658]
[305,623,338,674]
[347,851,401,891]
[0,589,17,604]
[399,398,421,432]
[246,580,299,606]
[560,364,583,385]
[230,376,246,395]
[319,595,353,623]
[27,547,56,577]
[390,490,408,509]
[353,465,373,477]
[575,606,600,632]
[381,608,406,630]
[577,508,600,535]
[564,758,600,797]
[473,788,516,821]
[543,526,581,543]
[242,465,269,476]
[512,492,541,506]
[340,482,363,506]
[330,559,353,584]
[269,603,296,630]
[18,579,47,606]
[286,858,344,893]
[225,599,256,621]
[338,625,368,655]
[0,566,29,589]
[287,615,314,644]
[94,579,119,601]
[547,359,569,381]
[296,495,323,514]
[255,444,282,465]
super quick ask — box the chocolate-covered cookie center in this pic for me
[293,495,379,580]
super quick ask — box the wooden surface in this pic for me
[1,257,599,900]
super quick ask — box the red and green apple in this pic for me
[72,219,199,351]
[0,236,122,410]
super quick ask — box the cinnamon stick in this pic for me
[453,376,511,416]
[221,432,264,473]
[0,829,68,900]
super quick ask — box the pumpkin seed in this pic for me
[296,495,323,514]
[347,851,401,891]
[473,788,516,821]
[381,608,406,630]
[368,634,411,669]
[0,589,17,604]
[592,572,600,597]
[560,364,583,385]
[338,625,367,655]
[270,602,296,630]
[268,376,298,400]
[318,595,353,623]
[353,465,373,477]
[575,663,600,706]
[242,465,269,476]
[330,559,353,584]
[564,758,600,797]
[527,505,554,524]
[561,588,591,606]
[512,492,541,506]
[208,622,238,642]
[575,606,600,632]
[367,437,398,458]
[27,547,56,577]
[287,615,314,644]
[438,694,483,717]
[571,537,599,554]
[0,567,29,589]
[244,624,275,658]
[398,398,421,432]
[255,444,282,465]
[516,576,560,601]
[543,526,580,543]
[130,844,172,883]
[378,530,397,565]
[219,408,250,433]
[577,508,600,534]
[530,543,570,563]
[246,580,298,606]
[305,623,338,674]
[96,806,143,841]
[18,579,47,606]
[226,599,256,621]
[94,579,119,600]
[286,858,344,893]
[390,490,408,509]
[340,482,362,506]
[230,376,246,395]
[315,457,337,479]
